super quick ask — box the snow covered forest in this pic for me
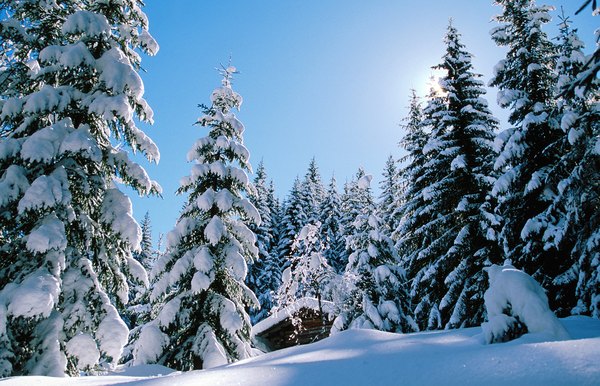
[0,0,598,382]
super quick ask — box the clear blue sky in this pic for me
[130,0,598,245]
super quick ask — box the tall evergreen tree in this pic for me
[135,211,155,270]
[300,157,325,225]
[395,86,440,270]
[567,1,600,95]
[246,161,279,323]
[0,1,158,376]
[320,175,346,273]
[490,0,567,310]
[275,177,307,271]
[378,155,400,235]
[125,211,154,330]
[274,222,333,312]
[400,22,501,330]
[334,178,416,334]
[132,67,259,370]
[340,168,374,241]
[529,16,599,317]
[393,90,428,257]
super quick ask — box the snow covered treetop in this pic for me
[208,65,243,115]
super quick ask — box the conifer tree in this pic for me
[275,177,307,271]
[0,1,158,376]
[320,175,346,273]
[132,67,259,370]
[393,90,428,256]
[394,86,440,269]
[300,157,325,225]
[378,155,400,235]
[334,178,416,334]
[401,23,501,329]
[274,222,333,312]
[135,211,155,270]
[340,168,374,241]
[567,1,600,95]
[124,211,154,330]
[246,161,279,323]
[529,17,599,317]
[490,0,566,309]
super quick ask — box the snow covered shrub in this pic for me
[482,263,570,344]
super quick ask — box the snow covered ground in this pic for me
[5,316,599,386]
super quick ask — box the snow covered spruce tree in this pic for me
[274,222,333,312]
[246,161,280,323]
[490,0,569,311]
[566,1,600,96]
[340,168,373,239]
[0,1,158,376]
[333,177,416,334]
[319,175,346,273]
[132,67,260,370]
[529,17,599,317]
[378,155,400,235]
[275,176,307,271]
[399,23,501,330]
[393,90,428,256]
[134,211,155,271]
[300,157,325,225]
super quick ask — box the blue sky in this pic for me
[131,1,598,244]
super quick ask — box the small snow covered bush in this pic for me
[481,263,570,344]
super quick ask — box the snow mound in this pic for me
[482,263,570,343]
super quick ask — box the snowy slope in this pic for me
[4,316,600,386]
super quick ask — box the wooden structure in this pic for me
[252,298,335,352]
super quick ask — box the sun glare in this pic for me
[426,68,448,98]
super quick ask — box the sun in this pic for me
[426,68,448,98]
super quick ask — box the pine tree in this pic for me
[333,178,416,334]
[490,0,567,310]
[132,67,259,370]
[400,22,501,330]
[378,155,400,236]
[320,175,346,273]
[529,16,599,317]
[300,157,325,225]
[567,1,600,96]
[340,168,374,240]
[125,211,154,330]
[274,222,333,313]
[394,86,439,275]
[246,161,280,323]
[393,89,428,260]
[275,177,307,271]
[0,1,158,376]
[135,212,155,271]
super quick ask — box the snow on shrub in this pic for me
[482,262,570,343]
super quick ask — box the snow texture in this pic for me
[9,317,600,385]
[4,270,60,318]
[65,334,100,371]
[62,11,110,37]
[131,324,169,366]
